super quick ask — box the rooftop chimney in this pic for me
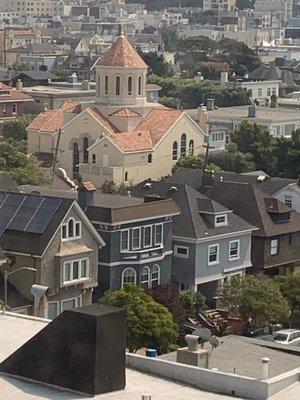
[207,98,215,111]
[78,181,96,209]
[198,106,208,134]
[82,80,91,91]
[221,72,228,84]
[16,79,23,90]
[70,72,77,85]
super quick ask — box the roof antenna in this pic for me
[119,9,124,36]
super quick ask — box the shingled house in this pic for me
[0,191,104,318]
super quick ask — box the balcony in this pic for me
[121,245,165,262]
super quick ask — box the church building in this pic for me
[27,33,207,187]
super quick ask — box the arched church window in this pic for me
[72,142,79,175]
[116,76,121,96]
[180,134,187,157]
[138,76,142,96]
[172,141,178,161]
[83,137,89,163]
[104,75,108,95]
[128,76,133,95]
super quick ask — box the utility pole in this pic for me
[51,128,63,183]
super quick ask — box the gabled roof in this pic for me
[131,181,254,240]
[14,70,58,80]
[107,130,153,152]
[95,35,147,68]
[200,181,300,237]
[85,107,119,134]
[109,107,141,118]
[27,102,81,133]
[134,108,184,145]
[0,86,32,103]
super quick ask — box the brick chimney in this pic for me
[198,106,208,134]
[78,181,96,209]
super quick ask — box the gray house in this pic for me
[77,185,180,299]
[0,191,105,319]
[132,181,256,301]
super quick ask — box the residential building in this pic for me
[0,82,32,120]
[234,79,280,104]
[254,0,293,26]
[76,184,180,297]
[203,0,237,12]
[0,191,105,319]
[200,180,300,276]
[199,104,300,138]
[27,33,206,186]
[273,178,300,213]
[131,181,255,300]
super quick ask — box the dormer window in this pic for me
[61,218,81,240]
[215,214,227,227]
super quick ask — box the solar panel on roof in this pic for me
[25,197,62,234]
[8,195,43,231]
[0,193,24,237]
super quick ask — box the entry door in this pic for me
[102,154,109,167]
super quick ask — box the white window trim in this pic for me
[47,300,60,319]
[120,229,130,252]
[155,223,164,246]
[62,258,89,286]
[132,227,142,250]
[229,240,240,261]
[215,214,227,227]
[151,265,160,285]
[208,243,220,266]
[174,245,189,259]
[271,238,279,255]
[121,267,137,288]
[143,225,153,248]
[141,266,150,287]
[61,218,82,241]
[61,296,79,312]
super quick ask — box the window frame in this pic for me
[47,300,60,319]
[141,266,150,288]
[120,229,130,252]
[132,227,142,250]
[154,223,163,246]
[215,214,227,227]
[143,225,153,248]
[208,243,220,265]
[284,195,292,208]
[270,238,279,255]
[174,245,189,259]
[115,75,121,96]
[122,267,137,287]
[229,240,240,261]
[61,297,78,312]
[151,264,160,286]
[172,141,178,161]
[62,258,89,285]
[180,133,187,157]
[61,218,82,241]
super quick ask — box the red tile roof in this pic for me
[134,108,184,145]
[27,102,80,133]
[108,130,153,152]
[0,87,33,103]
[85,107,119,133]
[95,35,147,68]
[12,29,35,37]
[109,107,141,118]
[80,182,96,192]
[0,83,11,89]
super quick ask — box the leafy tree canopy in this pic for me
[173,154,220,172]
[273,274,300,317]
[2,115,35,141]
[138,51,174,77]
[100,285,179,354]
[219,275,290,333]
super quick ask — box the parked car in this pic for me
[245,326,266,338]
[273,329,300,346]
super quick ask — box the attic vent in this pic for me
[144,182,152,189]
[257,175,266,182]
[169,186,178,192]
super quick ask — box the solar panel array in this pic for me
[0,192,62,237]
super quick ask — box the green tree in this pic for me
[219,275,290,333]
[180,291,207,313]
[100,285,179,354]
[172,154,221,172]
[159,26,178,52]
[2,115,35,141]
[209,143,256,173]
[138,51,174,77]
[275,129,300,178]
[274,274,300,328]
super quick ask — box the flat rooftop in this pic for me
[161,335,300,379]
[0,313,240,400]
[22,86,95,95]
[188,105,300,123]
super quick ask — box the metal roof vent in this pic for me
[144,182,152,189]
[169,186,178,192]
[257,175,266,182]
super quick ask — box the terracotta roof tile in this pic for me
[80,182,96,192]
[27,102,80,133]
[0,88,33,103]
[95,35,147,68]
[109,107,141,118]
[86,107,119,133]
[108,130,153,152]
[134,108,184,145]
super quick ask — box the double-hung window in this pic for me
[121,229,129,251]
[229,240,240,260]
[271,238,279,255]
[155,223,163,245]
[208,244,219,265]
[143,225,152,248]
[284,195,292,208]
[132,227,141,250]
[63,258,89,284]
